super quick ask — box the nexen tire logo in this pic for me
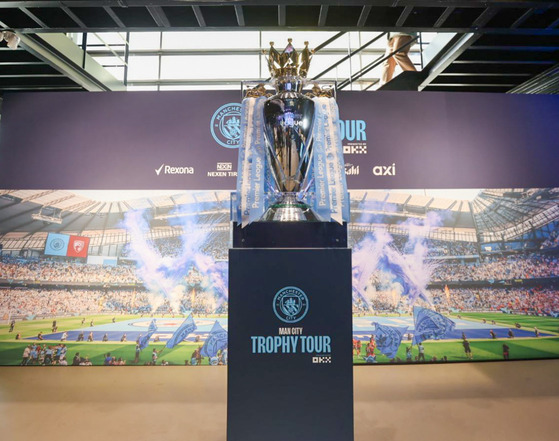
[155,164,194,176]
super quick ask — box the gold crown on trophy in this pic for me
[265,39,313,78]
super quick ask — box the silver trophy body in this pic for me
[261,77,318,221]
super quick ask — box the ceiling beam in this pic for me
[472,7,500,28]
[5,25,559,35]
[17,32,125,91]
[192,6,206,27]
[433,7,455,28]
[129,77,380,87]
[396,6,414,27]
[419,33,481,91]
[147,6,171,28]
[278,5,286,27]
[0,1,553,7]
[508,62,559,94]
[234,5,245,27]
[357,6,371,27]
[453,59,556,64]
[19,7,47,28]
[103,6,126,28]
[60,5,87,28]
[87,47,417,57]
[511,8,536,28]
[312,32,385,80]
[427,83,518,87]
[318,5,329,27]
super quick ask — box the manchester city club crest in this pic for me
[273,286,309,323]
[51,238,65,251]
[210,103,242,148]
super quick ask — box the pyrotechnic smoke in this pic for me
[352,198,444,309]
[122,201,228,313]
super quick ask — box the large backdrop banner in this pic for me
[0,90,558,367]
[1,90,558,190]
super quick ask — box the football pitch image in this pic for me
[354,312,559,364]
[1,312,558,366]
[0,314,227,366]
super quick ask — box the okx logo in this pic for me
[211,103,242,148]
[273,286,309,324]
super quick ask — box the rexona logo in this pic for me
[211,103,242,149]
[345,163,359,176]
[340,120,368,155]
[372,163,396,176]
[155,164,194,176]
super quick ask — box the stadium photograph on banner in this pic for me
[0,188,558,366]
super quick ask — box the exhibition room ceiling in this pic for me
[0,1,558,93]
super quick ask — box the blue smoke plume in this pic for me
[122,201,228,313]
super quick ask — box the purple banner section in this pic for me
[1,90,558,190]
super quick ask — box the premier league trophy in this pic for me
[261,40,318,221]
[234,39,349,227]
[228,39,353,441]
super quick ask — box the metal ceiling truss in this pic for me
[1,2,559,94]
[0,2,558,34]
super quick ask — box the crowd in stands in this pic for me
[0,289,151,317]
[353,286,559,316]
[120,232,229,261]
[432,254,559,281]
[0,258,140,284]
[349,232,478,258]
[391,236,478,257]
[429,286,559,315]
[0,286,227,317]
[154,237,183,258]
[541,226,559,249]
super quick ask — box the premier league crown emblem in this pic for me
[273,286,309,323]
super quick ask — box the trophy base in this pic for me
[261,193,319,222]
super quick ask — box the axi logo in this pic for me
[372,163,396,176]
[211,103,242,148]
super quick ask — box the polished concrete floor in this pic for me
[1,360,559,441]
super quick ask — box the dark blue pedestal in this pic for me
[227,247,353,441]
